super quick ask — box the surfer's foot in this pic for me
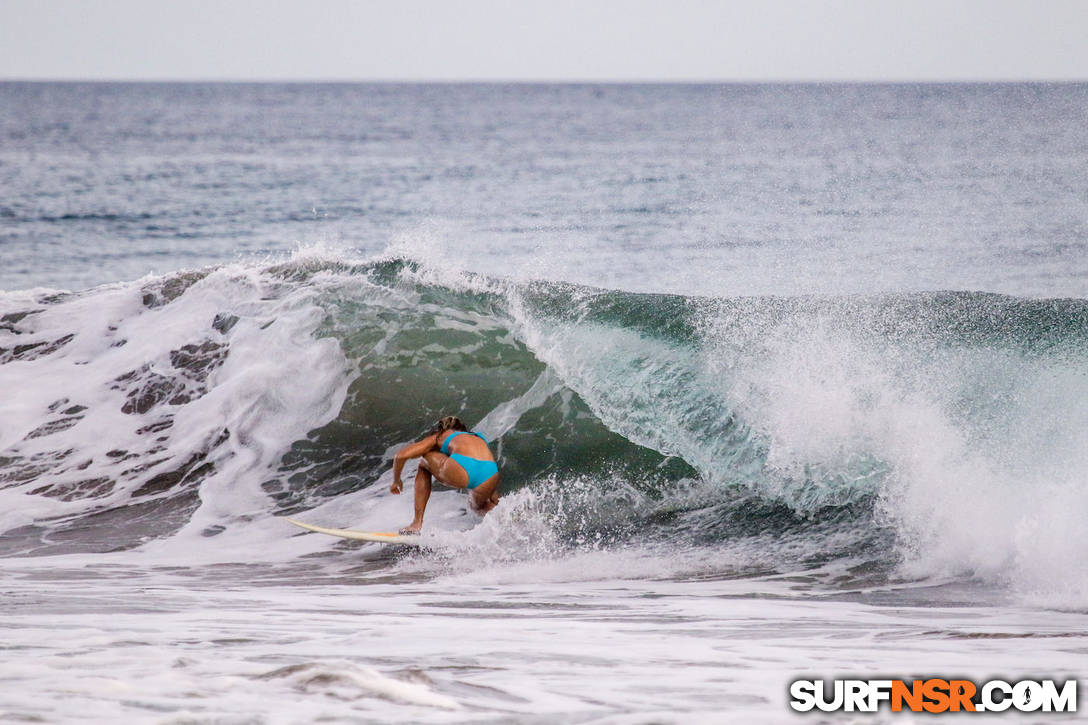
[398,524,422,535]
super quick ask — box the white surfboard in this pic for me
[282,517,424,546]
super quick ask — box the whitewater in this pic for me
[2,82,1087,723]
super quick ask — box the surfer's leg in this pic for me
[400,465,432,534]
[469,474,500,514]
[401,453,469,533]
[422,451,470,489]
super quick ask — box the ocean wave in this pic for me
[1,249,1086,604]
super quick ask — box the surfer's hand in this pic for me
[390,478,403,494]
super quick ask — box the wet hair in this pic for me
[431,416,468,435]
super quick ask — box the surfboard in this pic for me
[282,517,423,546]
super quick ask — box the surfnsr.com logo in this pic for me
[789,678,1077,713]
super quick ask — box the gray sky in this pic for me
[2,0,1086,81]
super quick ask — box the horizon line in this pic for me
[3,77,1087,85]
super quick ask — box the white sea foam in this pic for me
[0,261,353,561]
[2,563,1085,723]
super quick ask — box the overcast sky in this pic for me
[2,0,1086,81]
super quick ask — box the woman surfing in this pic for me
[390,416,500,534]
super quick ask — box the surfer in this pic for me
[390,416,500,534]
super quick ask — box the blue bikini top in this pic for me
[439,430,488,455]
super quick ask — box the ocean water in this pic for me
[1,82,1087,723]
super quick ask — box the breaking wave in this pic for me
[2,247,1086,605]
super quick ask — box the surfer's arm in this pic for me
[390,434,439,494]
